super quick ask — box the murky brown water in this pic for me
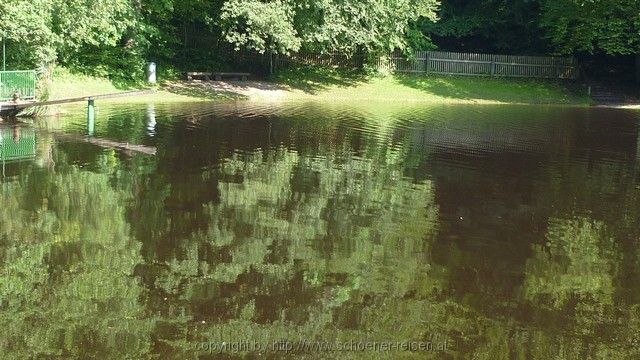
[2,102,640,359]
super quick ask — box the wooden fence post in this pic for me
[490,58,496,77]
[425,51,430,75]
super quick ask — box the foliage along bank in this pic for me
[1,0,639,82]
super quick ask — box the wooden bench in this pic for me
[185,72,212,81]
[185,72,250,81]
[212,72,250,81]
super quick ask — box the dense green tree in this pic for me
[296,0,440,54]
[220,0,301,54]
[540,0,640,55]
[3,0,640,80]
[2,0,441,74]
[0,0,56,66]
[0,0,146,77]
[51,0,136,55]
[220,0,440,55]
[418,0,549,54]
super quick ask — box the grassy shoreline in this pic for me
[41,66,592,111]
[272,66,591,105]
[44,68,228,104]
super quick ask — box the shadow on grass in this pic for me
[274,66,368,94]
[394,74,478,100]
[393,73,586,104]
[162,82,248,101]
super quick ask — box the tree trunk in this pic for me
[270,51,274,76]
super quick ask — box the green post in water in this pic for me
[87,99,95,136]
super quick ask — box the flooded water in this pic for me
[2,101,640,359]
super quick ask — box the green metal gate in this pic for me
[0,70,37,101]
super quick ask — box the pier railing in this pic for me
[0,70,37,101]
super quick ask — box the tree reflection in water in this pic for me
[1,104,640,358]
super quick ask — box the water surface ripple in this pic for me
[1,102,640,358]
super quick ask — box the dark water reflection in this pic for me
[2,102,640,359]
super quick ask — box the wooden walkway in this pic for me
[0,90,154,116]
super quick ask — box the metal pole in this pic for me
[2,39,6,71]
[87,99,95,136]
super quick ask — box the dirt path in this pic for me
[163,80,303,101]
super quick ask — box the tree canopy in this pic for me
[540,0,640,55]
[2,0,640,80]
[216,0,441,55]
[417,0,548,54]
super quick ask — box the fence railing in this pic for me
[0,70,37,101]
[273,50,578,79]
[380,51,578,79]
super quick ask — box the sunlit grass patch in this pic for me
[274,66,591,105]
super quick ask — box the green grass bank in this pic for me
[43,68,233,104]
[40,66,592,110]
[273,66,592,105]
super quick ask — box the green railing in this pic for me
[0,127,37,163]
[0,70,37,101]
